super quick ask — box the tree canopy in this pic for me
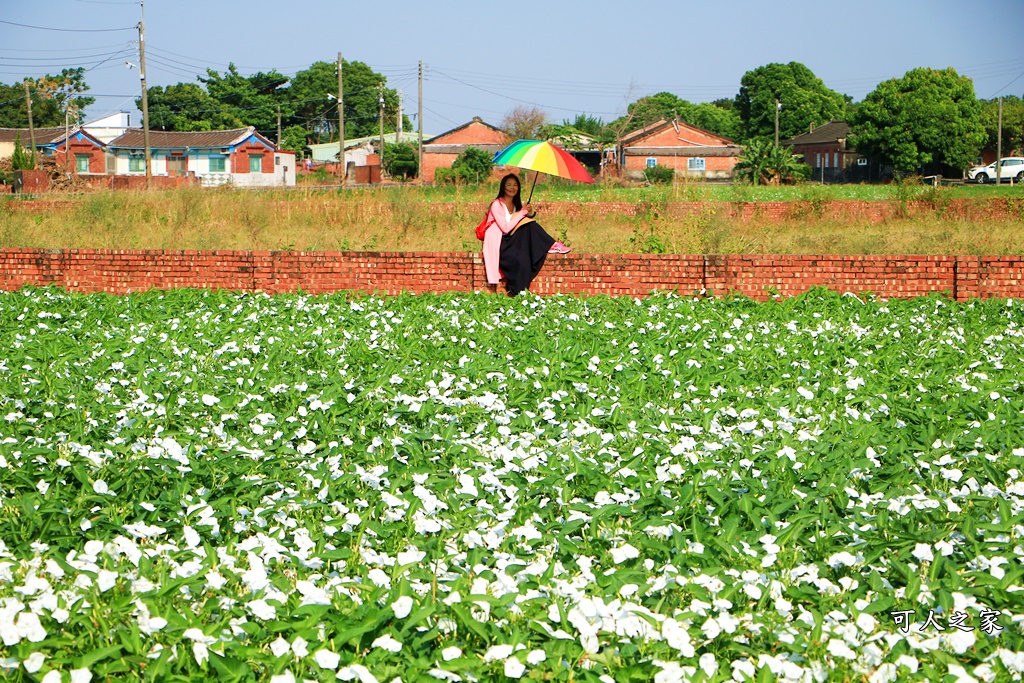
[133,58,408,146]
[850,67,986,174]
[735,62,847,143]
[0,69,94,128]
[604,92,741,142]
[979,95,1024,157]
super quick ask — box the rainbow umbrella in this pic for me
[492,139,594,202]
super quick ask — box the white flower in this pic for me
[192,642,209,666]
[484,645,515,662]
[526,650,546,665]
[92,480,110,495]
[367,569,391,589]
[336,664,380,683]
[391,596,413,619]
[912,543,934,563]
[504,657,525,678]
[291,637,308,658]
[827,638,856,659]
[698,653,718,678]
[441,646,462,661]
[246,599,276,620]
[609,543,640,564]
[315,649,341,669]
[270,637,291,658]
[96,569,118,592]
[371,634,402,652]
[23,652,45,673]
[41,671,62,683]
[797,387,814,400]
[15,612,46,642]
[270,672,296,683]
[70,669,93,683]
[201,394,219,406]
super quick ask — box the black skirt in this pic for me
[499,221,556,296]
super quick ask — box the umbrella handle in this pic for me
[526,170,538,206]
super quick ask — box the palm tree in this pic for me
[734,138,809,185]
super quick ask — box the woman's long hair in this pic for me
[495,173,523,212]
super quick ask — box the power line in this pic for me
[0,19,136,33]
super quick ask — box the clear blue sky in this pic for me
[2,0,1022,135]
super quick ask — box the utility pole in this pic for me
[417,60,423,182]
[774,100,781,150]
[24,81,36,167]
[337,52,345,186]
[276,105,282,147]
[138,0,152,188]
[397,89,403,140]
[64,102,70,172]
[378,83,385,179]
[997,96,1003,184]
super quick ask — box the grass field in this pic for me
[0,287,1022,682]
[1,182,1023,255]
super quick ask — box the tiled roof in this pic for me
[423,117,504,144]
[422,144,506,155]
[107,127,269,150]
[620,118,736,147]
[0,127,72,145]
[785,120,850,146]
[624,146,741,157]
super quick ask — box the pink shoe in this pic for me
[549,240,571,254]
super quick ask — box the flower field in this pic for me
[0,286,1022,683]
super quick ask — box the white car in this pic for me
[967,157,1024,183]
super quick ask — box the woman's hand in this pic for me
[523,203,535,217]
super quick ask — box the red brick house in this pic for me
[784,120,871,182]
[421,117,510,182]
[0,126,107,174]
[618,119,741,180]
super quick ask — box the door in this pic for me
[167,154,188,176]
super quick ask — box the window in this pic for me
[644,158,657,168]
[816,153,821,167]
[834,153,839,168]
[209,156,226,173]
[75,155,90,173]
[129,155,145,173]
[250,155,264,173]
[687,157,706,171]
[857,157,868,166]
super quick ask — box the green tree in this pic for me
[144,82,241,131]
[11,133,34,170]
[450,146,494,183]
[0,70,94,128]
[382,142,418,179]
[850,67,986,174]
[607,92,741,141]
[199,64,287,137]
[735,62,847,143]
[280,125,311,156]
[979,95,1024,156]
[734,138,809,185]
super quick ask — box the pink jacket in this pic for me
[485,198,528,235]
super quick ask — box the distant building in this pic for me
[618,119,741,180]
[784,120,871,183]
[0,126,107,174]
[106,127,295,187]
[83,112,132,145]
[421,118,510,182]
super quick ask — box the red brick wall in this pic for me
[232,142,274,174]
[2,248,1023,300]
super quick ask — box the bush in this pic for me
[450,146,493,184]
[643,164,675,184]
[383,142,418,180]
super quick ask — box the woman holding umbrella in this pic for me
[482,173,569,296]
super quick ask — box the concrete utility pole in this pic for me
[138,0,152,187]
[417,60,423,182]
[378,83,385,177]
[276,105,282,147]
[774,100,782,150]
[337,52,345,187]
[997,96,1003,184]
[397,89,402,139]
[24,81,36,165]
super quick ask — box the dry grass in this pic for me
[1,186,1023,255]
